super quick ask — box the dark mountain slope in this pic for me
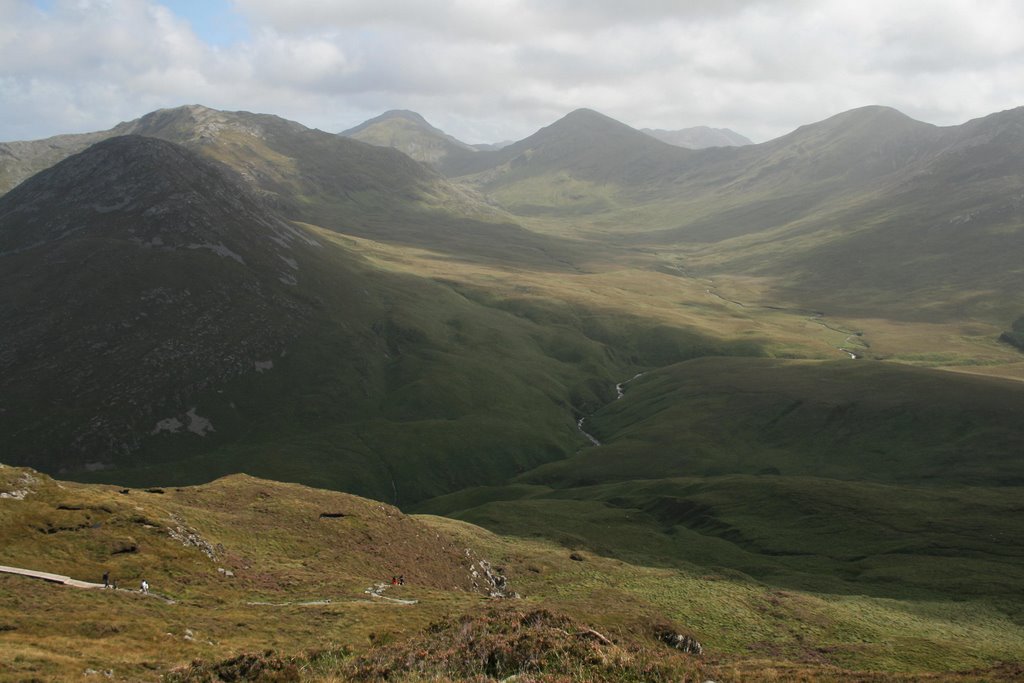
[526,357,1024,488]
[1,135,752,501]
[0,135,322,472]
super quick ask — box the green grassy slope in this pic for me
[71,257,770,503]
[527,358,1024,486]
[2,135,777,503]
[3,467,1022,681]
[417,357,1024,618]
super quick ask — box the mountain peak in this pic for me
[795,105,933,138]
[0,134,303,261]
[340,109,476,166]
[551,108,631,131]
[444,107,686,186]
[378,109,432,126]
[769,104,936,154]
[342,109,448,138]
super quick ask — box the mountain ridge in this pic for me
[642,125,752,148]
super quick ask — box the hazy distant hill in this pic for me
[0,127,135,196]
[435,103,1024,321]
[642,125,752,148]
[445,108,692,186]
[341,109,478,170]
[471,140,513,151]
[653,106,1024,320]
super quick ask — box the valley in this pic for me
[1,102,1023,680]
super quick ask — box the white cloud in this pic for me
[1,0,1023,144]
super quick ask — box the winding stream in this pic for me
[706,283,864,360]
[576,372,646,447]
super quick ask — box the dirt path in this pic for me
[364,582,418,604]
[0,564,174,602]
[0,564,106,589]
[1,563,421,609]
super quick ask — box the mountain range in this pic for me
[2,101,1024,679]
[3,103,1024,472]
[338,109,750,172]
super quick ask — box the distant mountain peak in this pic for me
[342,109,452,139]
[553,108,629,129]
[341,109,476,166]
[378,109,432,125]
[828,104,918,124]
[563,107,605,119]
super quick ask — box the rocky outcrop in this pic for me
[467,552,518,599]
[656,627,704,655]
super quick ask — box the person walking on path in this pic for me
[102,571,109,589]
[141,579,149,594]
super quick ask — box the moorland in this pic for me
[1,102,1023,680]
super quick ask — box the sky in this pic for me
[3,0,1024,145]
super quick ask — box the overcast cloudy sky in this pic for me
[3,0,1024,144]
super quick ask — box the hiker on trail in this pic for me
[398,575,405,586]
[391,576,397,585]
[102,571,109,588]
[141,580,149,594]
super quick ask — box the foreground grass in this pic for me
[2,467,1022,681]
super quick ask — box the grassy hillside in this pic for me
[530,358,1024,486]
[2,467,1022,681]
[417,357,1024,623]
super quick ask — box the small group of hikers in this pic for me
[390,575,405,586]
[102,571,148,594]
